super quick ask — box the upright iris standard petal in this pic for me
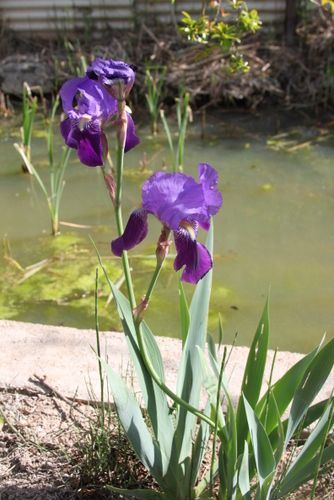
[173,222,213,284]
[111,208,149,257]
[142,172,205,231]
[87,58,137,100]
[86,59,140,151]
[199,162,223,218]
[111,163,222,284]
[59,76,117,167]
[60,76,117,121]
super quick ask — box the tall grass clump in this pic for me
[14,96,71,235]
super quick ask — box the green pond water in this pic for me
[0,109,333,354]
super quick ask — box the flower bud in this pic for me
[103,168,116,204]
[133,295,149,325]
[156,228,172,267]
[87,58,137,101]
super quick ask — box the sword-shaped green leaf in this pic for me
[236,297,270,454]
[101,360,168,489]
[284,336,334,448]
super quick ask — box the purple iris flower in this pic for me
[112,163,222,284]
[86,58,137,101]
[59,75,139,167]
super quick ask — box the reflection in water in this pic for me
[0,111,333,353]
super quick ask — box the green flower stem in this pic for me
[144,263,162,302]
[101,108,136,310]
[115,144,124,210]
[115,204,136,311]
[134,319,216,429]
[144,228,172,302]
[114,113,136,309]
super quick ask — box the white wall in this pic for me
[1,1,286,37]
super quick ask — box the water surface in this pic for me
[1,110,333,353]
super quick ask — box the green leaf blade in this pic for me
[175,223,213,468]
[92,242,176,477]
[101,360,168,489]
[255,343,321,436]
[236,297,270,454]
[284,337,334,448]
[243,394,276,487]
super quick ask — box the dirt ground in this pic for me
[0,388,139,499]
[0,320,333,499]
[1,389,93,499]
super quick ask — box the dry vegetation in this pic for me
[0,8,333,114]
[1,385,333,499]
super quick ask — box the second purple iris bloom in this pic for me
[112,163,222,284]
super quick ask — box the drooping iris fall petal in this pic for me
[111,208,148,257]
[174,222,213,284]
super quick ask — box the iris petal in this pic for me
[60,72,139,166]
[87,58,136,99]
[111,164,221,285]
[199,162,223,218]
[111,208,148,257]
[142,172,204,230]
[60,117,78,149]
[77,129,106,167]
[174,223,212,284]
[59,77,87,114]
[125,114,140,153]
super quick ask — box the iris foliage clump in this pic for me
[54,51,334,499]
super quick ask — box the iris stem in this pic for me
[101,99,136,311]
[114,144,136,311]
[144,264,162,302]
[115,144,124,210]
[113,97,136,310]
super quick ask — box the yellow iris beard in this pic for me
[179,221,195,240]
[79,114,92,131]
